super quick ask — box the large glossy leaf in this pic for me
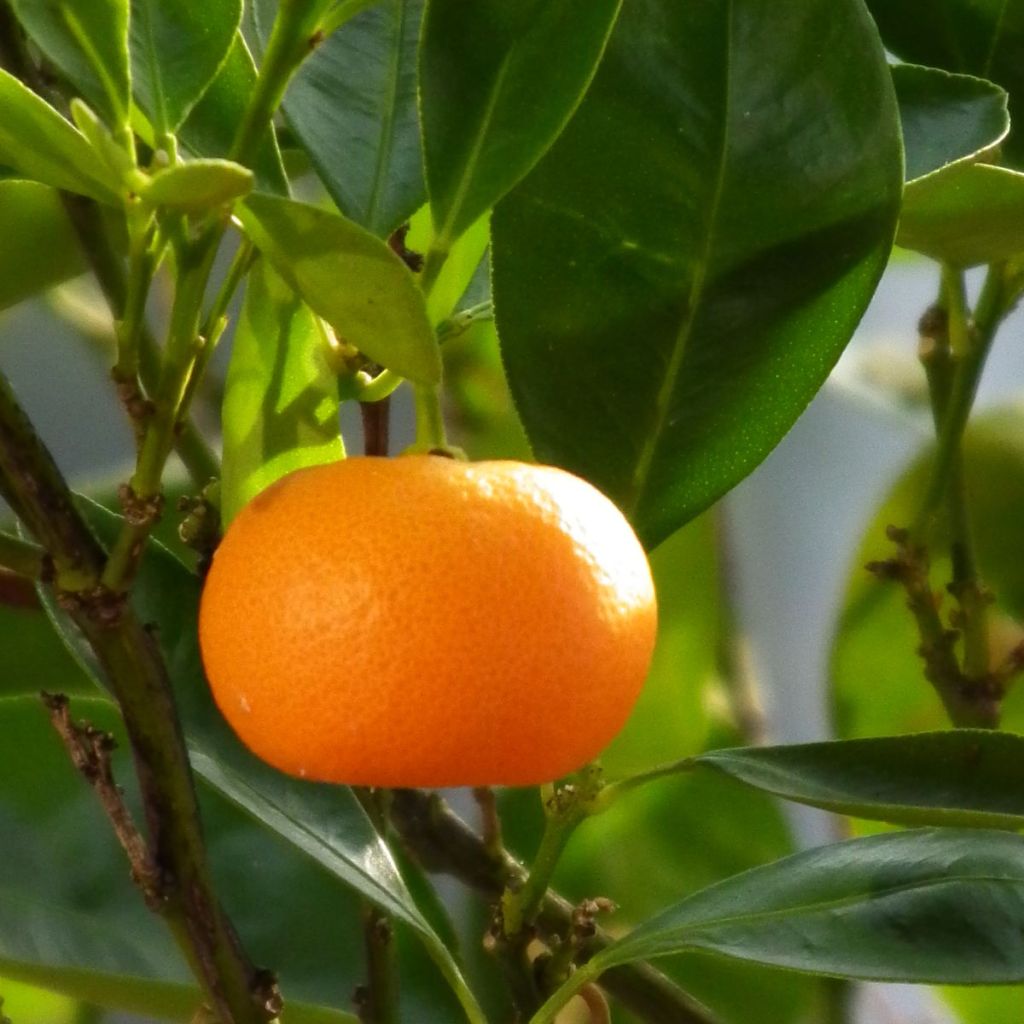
[944,986,1024,1024]
[831,409,1024,741]
[0,70,118,202]
[492,0,902,548]
[0,604,97,697]
[141,158,252,211]
[866,0,1024,163]
[898,163,1024,266]
[577,829,1024,986]
[0,181,83,310]
[696,731,1024,830]
[36,502,481,1022]
[237,193,441,383]
[893,64,1009,182]
[11,0,130,127]
[130,0,242,135]
[420,0,621,252]
[254,0,424,236]
[178,33,288,194]
[220,258,345,524]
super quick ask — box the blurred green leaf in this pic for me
[0,70,118,202]
[831,408,1024,740]
[238,193,441,384]
[178,33,288,194]
[254,0,425,236]
[865,0,1024,164]
[11,0,130,127]
[492,0,902,548]
[130,0,242,136]
[600,514,719,776]
[894,64,1009,182]
[141,158,252,211]
[898,163,1024,266]
[420,0,621,251]
[944,985,1024,1023]
[220,257,344,523]
[578,829,1024,986]
[0,181,84,310]
[695,731,1024,830]
[0,604,97,697]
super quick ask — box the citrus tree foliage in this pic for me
[1,1,1023,1023]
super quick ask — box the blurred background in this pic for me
[2,249,1022,1023]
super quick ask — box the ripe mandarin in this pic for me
[199,455,657,787]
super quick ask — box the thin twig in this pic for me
[42,691,163,908]
[389,789,719,1024]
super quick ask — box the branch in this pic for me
[389,789,719,1024]
[42,691,162,907]
[0,370,276,1024]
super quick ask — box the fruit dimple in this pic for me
[199,455,658,787]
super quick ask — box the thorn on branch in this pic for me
[41,691,164,910]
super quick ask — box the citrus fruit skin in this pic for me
[199,455,657,787]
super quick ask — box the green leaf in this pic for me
[866,0,1024,164]
[406,203,489,325]
[893,64,1009,182]
[831,408,1024,741]
[898,163,1024,266]
[696,731,1024,830]
[420,0,621,250]
[0,603,97,697]
[492,0,902,548]
[586,828,1024,985]
[944,985,1024,1024]
[237,193,441,384]
[141,158,252,211]
[11,0,130,128]
[178,33,288,194]
[599,514,719,776]
[130,0,242,135]
[220,258,344,524]
[254,0,425,236]
[0,70,118,202]
[0,181,84,310]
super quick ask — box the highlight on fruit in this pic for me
[199,454,657,788]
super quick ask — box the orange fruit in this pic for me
[199,455,657,787]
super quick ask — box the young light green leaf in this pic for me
[179,33,288,195]
[420,0,621,252]
[894,64,1009,183]
[141,158,253,212]
[695,731,1024,830]
[237,194,440,383]
[253,0,425,236]
[130,0,242,136]
[533,829,1024,1021]
[898,163,1024,266]
[0,181,85,311]
[220,259,344,523]
[0,70,118,202]
[407,204,490,325]
[492,0,902,549]
[11,0,130,128]
[866,0,1024,164]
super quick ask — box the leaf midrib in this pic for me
[624,0,734,520]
